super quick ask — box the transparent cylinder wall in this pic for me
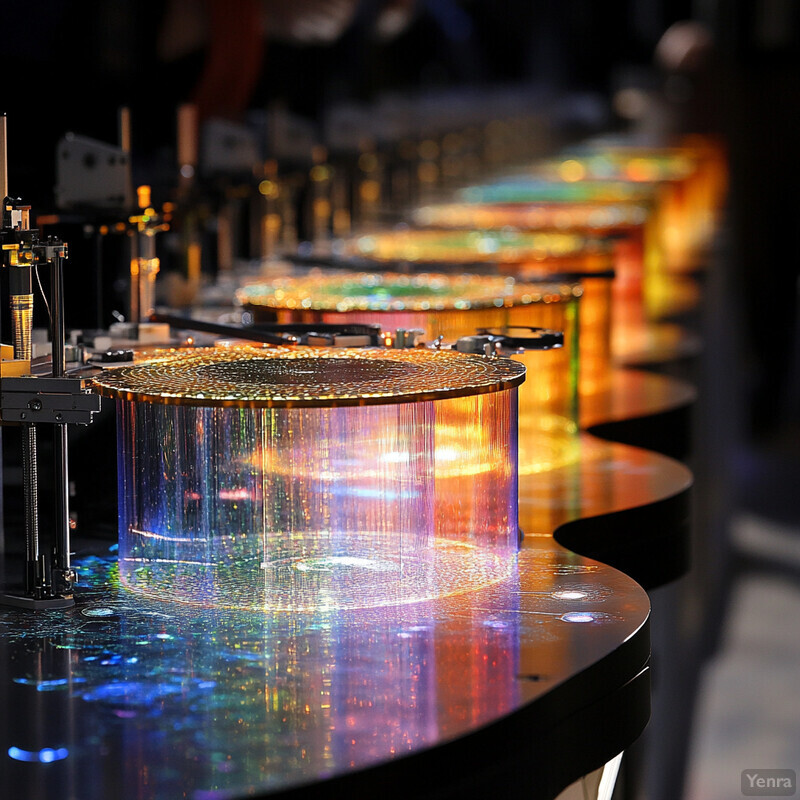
[276,308,510,346]
[506,300,581,472]
[116,392,518,611]
[280,301,580,472]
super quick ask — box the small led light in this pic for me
[8,746,69,763]
[552,590,587,601]
[561,612,597,623]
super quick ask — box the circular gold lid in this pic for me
[412,202,649,232]
[349,229,613,267]
[91,345,526,408]
[236,271,581,312]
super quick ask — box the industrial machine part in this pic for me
[0,117,102,609]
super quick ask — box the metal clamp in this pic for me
[1,376,102,425]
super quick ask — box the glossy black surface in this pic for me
[1,535,649,800]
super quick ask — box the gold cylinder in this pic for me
[10,293,34,361]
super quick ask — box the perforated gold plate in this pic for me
[236,271,581,312]
[91,346,526,408]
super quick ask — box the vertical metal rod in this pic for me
[22,425,40,593]
[0,114,7,201]
[118,106,131,155]
[50,254,70,577]
[53,424,70,576]
[95,231,103,328]
[10,263,41,593]
[51,254,65,378]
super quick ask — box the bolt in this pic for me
[28,399,42,411]
[55,413,63,421]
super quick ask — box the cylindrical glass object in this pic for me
[534,144,727,274]
[93,346,524,611]
[237,272,581,473]
[343,230,613,395]
[411,200,648,302]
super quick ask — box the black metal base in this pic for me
[0,593,75,610]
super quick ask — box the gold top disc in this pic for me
[236,271,581,312]
[91,345,526,408]
[349,229,613,267]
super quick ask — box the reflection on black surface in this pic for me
[0,542,646,800]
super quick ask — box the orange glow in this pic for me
[137,185,151,210]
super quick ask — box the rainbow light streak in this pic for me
[100,348,523,611]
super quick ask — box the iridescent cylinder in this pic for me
[94,347,524,611]
[346,230,614,395]
[237,272,581,473]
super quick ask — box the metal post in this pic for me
[50,253,71,588]
[0,114,7,201]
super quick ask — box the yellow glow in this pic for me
[310,165,331,182]
[313,198,331,220]
[559,160,586,182]
[258,180,279,198]
[187,243,201,283]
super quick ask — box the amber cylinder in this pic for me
[237,272,581,473]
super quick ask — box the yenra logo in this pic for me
[741,769,796,797]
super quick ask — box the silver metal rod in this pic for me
[51,255,65,378]
[50,253,71,577]
[53,423,70,575]
[22,424,40,594]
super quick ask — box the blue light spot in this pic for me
[82,681,182,705]
[108,544,119,552]
[13,678,84,692]
[82,607,115,618]
[8,746,69,763]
